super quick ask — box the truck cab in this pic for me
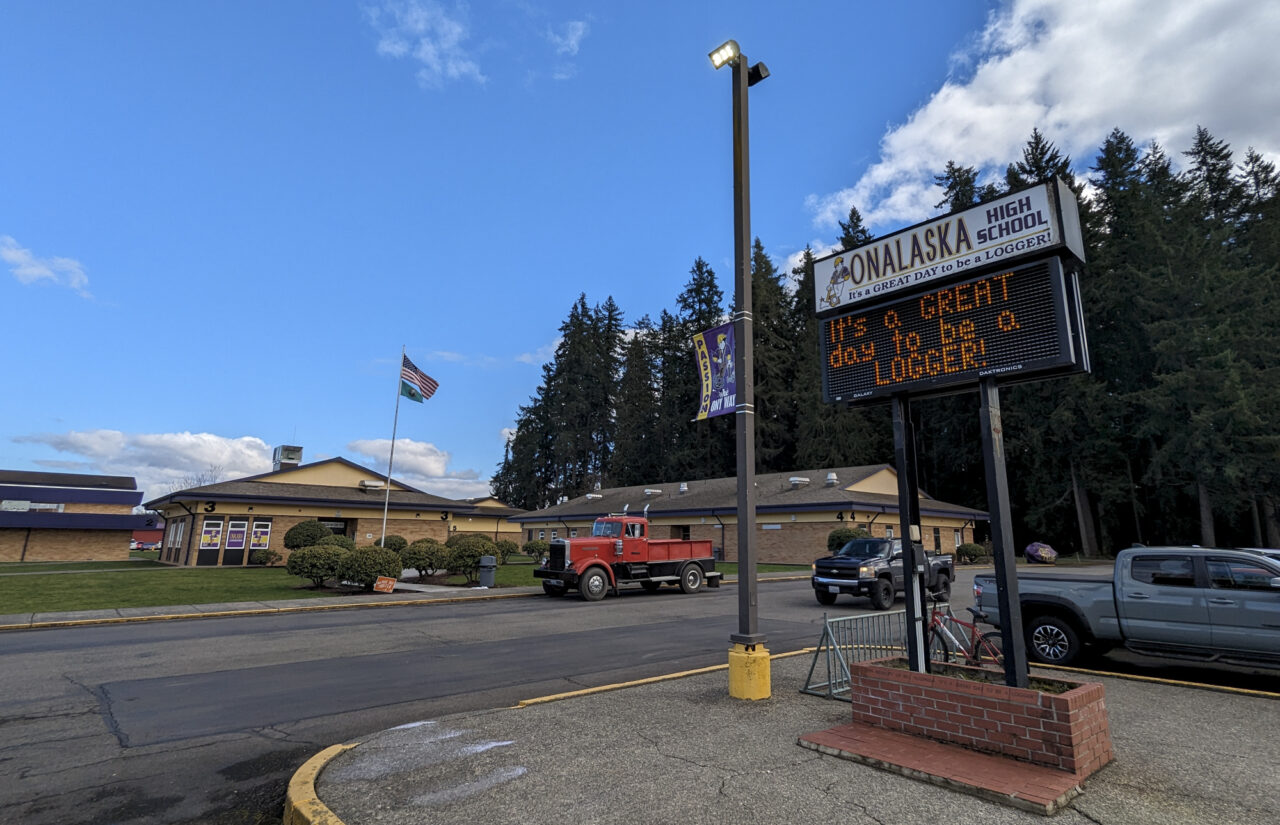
[535,515,720,602]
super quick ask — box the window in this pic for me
[570,528,578,538]
[550,530,557,539]
[679,525,690,541]
[1208,559,1280,591]
[538,530,545,540]
[954,529,962,548]
[933,527,942,550]
[885,526,894,538]
[1131,556,1196,587]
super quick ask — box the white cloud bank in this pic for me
[1,235,92,298]
[14,430,273,501]
[347,437,491,499]
[807,0,1280,234]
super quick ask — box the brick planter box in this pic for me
[849,658,1113,778]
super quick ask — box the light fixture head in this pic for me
[709,39,739,69]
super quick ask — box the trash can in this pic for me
[478,555,497,588]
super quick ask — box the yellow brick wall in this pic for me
[0,529,131,562]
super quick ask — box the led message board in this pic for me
[821,257,1086,403]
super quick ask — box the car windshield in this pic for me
[835,539,892,559]
[592,521,622,538]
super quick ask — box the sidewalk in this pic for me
[294,653,1279,825]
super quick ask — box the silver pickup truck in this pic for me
[974,546,1280,667]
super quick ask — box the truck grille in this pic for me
[549,540,567,570]
[816,566,859,581]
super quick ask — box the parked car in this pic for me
[811,537,955,609]
[974,546,1280,667]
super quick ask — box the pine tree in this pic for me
[749,238,797,472]
[610,316,662,486]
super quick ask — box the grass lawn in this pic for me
[0,556,813,615]
[0,566,340,614]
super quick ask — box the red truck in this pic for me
[534,515,722,601]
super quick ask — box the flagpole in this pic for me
[380,345,404,547]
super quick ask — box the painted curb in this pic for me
[283,742,358,825]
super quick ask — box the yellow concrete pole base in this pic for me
[728,643,772,700]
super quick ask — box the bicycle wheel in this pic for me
[927,628,953,664]
[974,631,1005,667]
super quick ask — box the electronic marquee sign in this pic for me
[820,257,1088,403]
[813,179,1085,315]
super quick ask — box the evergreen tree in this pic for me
[836,205,874,251]
[610,316,662,486]
[789,246,890,469]
[749,238,797,472]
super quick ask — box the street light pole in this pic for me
[711,39,770,700]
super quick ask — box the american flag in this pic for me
[401,355,439,401]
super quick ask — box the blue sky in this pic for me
[4,1,1278,503]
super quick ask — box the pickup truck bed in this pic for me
[975,547,1280,668]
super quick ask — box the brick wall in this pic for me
[0,529,131,562]
[847,659,1113,777]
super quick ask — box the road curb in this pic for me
[0,574,810,632]
[283,742,359,825]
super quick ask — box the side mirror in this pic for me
[1270,577,1280,589]
[891,552,903,561]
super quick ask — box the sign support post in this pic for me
[979,379,1030,687]
[893,394,928,672]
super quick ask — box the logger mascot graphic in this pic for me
[823,256,852,308]
[711,332,734,392]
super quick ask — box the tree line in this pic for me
[492,126,1280,555]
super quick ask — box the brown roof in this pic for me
[512,465,985,523]
[0,469,138,490]
[144,479,466,512]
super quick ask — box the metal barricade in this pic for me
[802,610,908,700]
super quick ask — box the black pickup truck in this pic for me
[812,537,956,609]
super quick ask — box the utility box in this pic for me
[478,555,496,588]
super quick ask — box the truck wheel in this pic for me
[679,564,704,594]
[542,582,566,597]
[931,573,952,601]
[579,568,609,602]
[1026,616,1080,666]
[815,589,837,606]
[869,578,894,610]
[641,581,660,592]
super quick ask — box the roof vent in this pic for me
[679,482,688,494]
[594,481,602,491]
[825,472,839,487]
[789,476,810,490]
[644,488,662,496]
[585,493,603,500]
[359,480,385,489]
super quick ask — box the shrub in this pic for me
[401,539,445,579]
[523,539,550,560]
[494,539,520,564]
[249,548,281,566]
[338,545,404,591]
[286,545,349,588]
[284,520,333,550]
[957,542,989,564]
[827,526,872,554]
[316,534,356,551]
[374,534,408,553]
[445,534,494,583]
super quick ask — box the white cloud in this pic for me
[500,427,516,445]
[14,430,273,501]
[366,0,486,88]
[807,0,1280,233]
[347,437,490,498]
[1,235,92,298]
[546,20,588,56]
[515,337,560,365]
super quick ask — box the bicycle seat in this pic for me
[965,606,990,622]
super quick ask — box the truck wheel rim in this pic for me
[588,575,604,595]
[1032,626,1068,660]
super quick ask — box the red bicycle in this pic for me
[925,596,1004,668]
